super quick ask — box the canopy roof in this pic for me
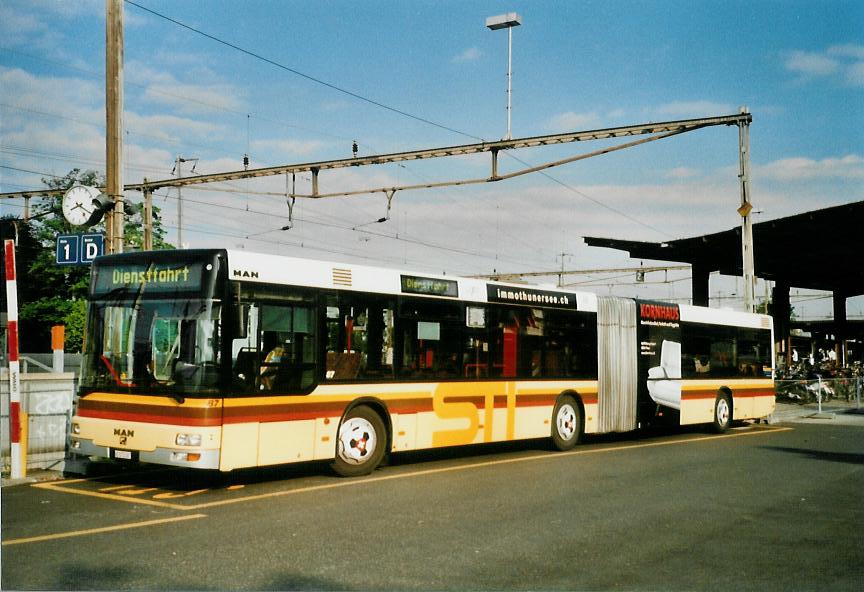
[584,200,864,296]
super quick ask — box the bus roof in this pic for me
[225,249,597,311]
[223,249,772,330]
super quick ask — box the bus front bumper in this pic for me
[70,437,221,470]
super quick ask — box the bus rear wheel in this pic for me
[712,392,733,433]
[332,406,387,477]
[551,395,582,451]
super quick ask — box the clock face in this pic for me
[62,185,100,226]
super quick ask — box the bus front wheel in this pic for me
[551,395,582,451]
[332,406,387,477]
[712,392,733,433]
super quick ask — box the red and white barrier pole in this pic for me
[5,239,23,479]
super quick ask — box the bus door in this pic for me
[635,300,682,423]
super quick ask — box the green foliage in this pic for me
[63,298,88,352]
[4,168,173,353]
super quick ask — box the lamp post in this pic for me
[173,155,198,249]
[486,12,522,140]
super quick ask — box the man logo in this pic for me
[114,427,134,446]
[233,269,260,279]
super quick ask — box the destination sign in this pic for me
[92,261,206,296]
[401,275,459,298]
[486,284,577,310]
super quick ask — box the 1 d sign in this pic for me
[56,233,105,266]
[81,234,104,263]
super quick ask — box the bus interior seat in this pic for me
[234,348,257,383]
[647,340,682,410]
[326,352,362,380]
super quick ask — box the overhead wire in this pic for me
[119,3,665,251]
[4,8,677,261]
[124,0,483,143]
[161,189,549,269]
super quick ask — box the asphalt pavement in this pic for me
[3,398,863,488]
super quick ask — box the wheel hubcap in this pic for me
[716,398,730,426]
[337,417,377,465]
[556,404,576,441]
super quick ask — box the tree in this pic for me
[8,169,172,352]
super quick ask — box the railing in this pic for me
[775,376,863,413]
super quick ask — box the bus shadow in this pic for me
[75,422,738,492]
[760,445,864,465]
[385,422,724,469]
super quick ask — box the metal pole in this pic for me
[737,108,755,312]
[106,0,124,254]
[4,239,23,478]
[853,376,861,409]
[176,156,183,249]
[817,376,823,414]
[506,25,513,141]
[143,180,153,250]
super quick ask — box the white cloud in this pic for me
[845,62,864,87]
[126,60,246,115]
[828,44,864,60]
[664,167,702,180]
[143,82,245,115]
[251,138,330,160]
[784,45,864,87]
[756,154,864,181]
[546,111,600,132]
[785,51,839,76]
[124,112,222,141]
[453,47,482,63]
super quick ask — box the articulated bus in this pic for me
[71,249,775,476]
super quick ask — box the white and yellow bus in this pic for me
[71,249,775,476]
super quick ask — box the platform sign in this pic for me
[56,234,80,265]
[81,234,104,263]
[56,233,104,266]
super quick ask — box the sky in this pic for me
[1,0,862,319]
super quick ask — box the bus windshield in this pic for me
[80,298,222,395]
[80,250,225,396]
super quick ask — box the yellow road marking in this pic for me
[2,514,207,546]
[33,426,792,511]
[32,481,191,510]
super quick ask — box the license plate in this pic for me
[114,449,132,460]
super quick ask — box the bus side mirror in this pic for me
[235,304,250,339]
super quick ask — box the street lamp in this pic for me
[486,12,522,140]
[172,155,198,249]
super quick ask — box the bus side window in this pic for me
[231,304,259,390]
[257,304,317,392]
[324,296,394,381]
[398,299,462,379]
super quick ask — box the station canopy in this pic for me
[584,200,864,297]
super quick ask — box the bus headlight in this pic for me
[71,423,81,435]
[175,433,202,447]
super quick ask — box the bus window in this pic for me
[399,299,463,379]
[82,299,222,393]
[681,323,772,378]
[231,304,260,390]
[257,304,317,392]
[487,306,597,379]
[463,307,490,378]
[324,295,395,381]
